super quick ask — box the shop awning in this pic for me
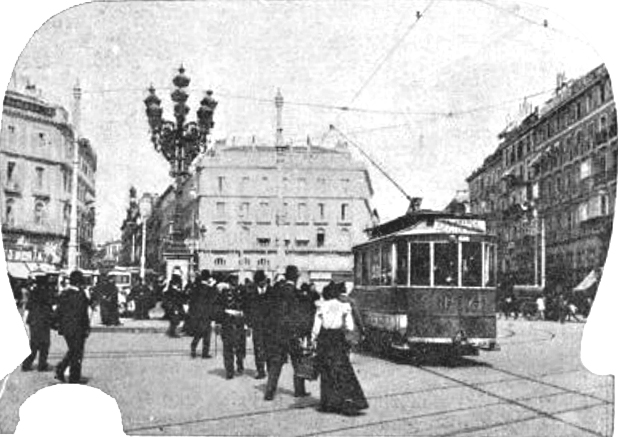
[6,262,31,279]
[574,269,600,292]
[27,262,57,274]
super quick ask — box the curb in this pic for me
[91,326,169,334]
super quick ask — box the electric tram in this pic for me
[351,209,500,358]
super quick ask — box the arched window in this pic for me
[214,257,226,266]
[258,258,270,269]
[215,226,226,246]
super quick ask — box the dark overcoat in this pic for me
[26,284,54,343]
[55,286,90,338]
[264,281,303,358]
[243,283,271,330]
[186,280,217,335]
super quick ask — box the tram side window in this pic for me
[485,243,497,287]
[462,242,482,287]
[434,242,458,287]
[395,240,408,285]
[370,247,381,285]
[361,251,370,285]
[354,251,363,285]
[410,243,430,286]
[380,244,393,285]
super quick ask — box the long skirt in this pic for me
[316,329,368,413]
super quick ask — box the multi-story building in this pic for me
[467,64,617,288]
[92,240,122,271]
[148,138,374,285]
[1,76,97,277]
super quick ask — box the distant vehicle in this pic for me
[107,267,140,315]
[106,267,159,315]
[351,210,500,361]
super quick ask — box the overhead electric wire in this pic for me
[344,0,436,108]
[475,0,594,49]
[330,125,413,202]
[343,86,556,136]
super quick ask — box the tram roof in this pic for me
[363,210,488,241]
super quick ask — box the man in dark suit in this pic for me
[186,270,217,358]
[264,265,309,401]
[55,270,91,384]
[164,273,186,338]
[214,275,246,379]
[243,270,271,379]
[93,275,120,326]
[128,277,152,320]
[22,275,54,372]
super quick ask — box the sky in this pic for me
[2,0,609,244]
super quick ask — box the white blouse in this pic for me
[311,299,355,341]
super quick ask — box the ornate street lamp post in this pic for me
[144,66,217,280]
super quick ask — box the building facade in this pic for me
[148,139,374,285]
[1,77,97,277]
[467,64,617,288]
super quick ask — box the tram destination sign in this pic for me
[435,218,487,233]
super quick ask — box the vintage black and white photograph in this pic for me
[0,0,618,435]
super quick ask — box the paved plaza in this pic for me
[0,317,613,436]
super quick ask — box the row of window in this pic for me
[3,197,94,239]
[538,151,614,201]
[536,129,617,176]
[501,83,614,170]
[5,161,48,191]
[215,175,352,193]
[4,160,96,199]
[471,143,616,217]
[4,126,50,148]
[4,197,55,227]
[498,193,611,243]
[213,201,350,222]
[354,240,497,288]
[473,107,616,196]
[212,257,271,268]
[211,227,348,249]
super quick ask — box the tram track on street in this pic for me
[125,380,608,435]
[123,362,608,435]
[409,364,611,437]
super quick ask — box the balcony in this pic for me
[3,179,22,194]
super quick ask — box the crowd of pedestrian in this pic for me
[163,264,368,415]
[15,264,369,417]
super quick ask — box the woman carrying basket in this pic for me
[311,282,368,416]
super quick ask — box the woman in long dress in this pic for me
[311,282,368,415]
